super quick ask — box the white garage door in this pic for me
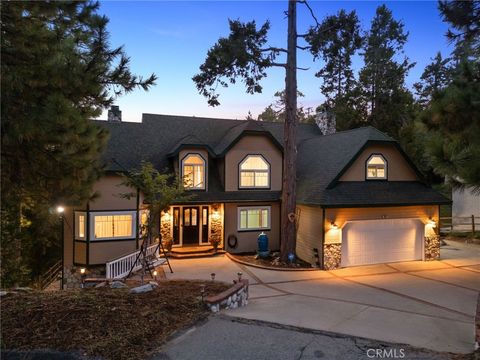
[341,218,424,267]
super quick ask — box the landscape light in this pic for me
[56,206,65,214]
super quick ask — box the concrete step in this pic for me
[168,250,226,259]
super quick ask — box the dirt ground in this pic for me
[1,280,229,360]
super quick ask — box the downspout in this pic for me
[86,202,90,266]
[135,187,140,250]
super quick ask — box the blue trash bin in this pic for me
[257,232,270,258]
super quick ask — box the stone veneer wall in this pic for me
[205,279,249,313]
[210,203,223,246]
[323,243,341,270]
[63,266,104,289]
[424,235,440,261]
[160,213,172,244]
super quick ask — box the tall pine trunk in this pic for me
[280,0,298,262]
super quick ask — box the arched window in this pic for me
[366,154,387,179]
[239,155,270,188]
[182,153,206,189]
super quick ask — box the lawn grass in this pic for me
[1,280,230,360]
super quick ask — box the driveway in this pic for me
[165,240,480,354]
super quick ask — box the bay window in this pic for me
[90,211,136,240]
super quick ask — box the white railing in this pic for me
[105,244,159,280]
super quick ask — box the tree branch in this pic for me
[261,47,288,53]
[297,45,311,50]
[296,66,310,71]
[299,0,320,28]
[271,62,287,68]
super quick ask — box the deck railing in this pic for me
[105,244,159,280]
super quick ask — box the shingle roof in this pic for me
[94,114,449,206]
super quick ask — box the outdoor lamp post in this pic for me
[80,268,86,288]
[56,206,65,290]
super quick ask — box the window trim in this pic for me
[181,152,207,190]
[365,153,388,180]
[237,206,271,231]
[89,211,137,241]
[238,154,271,190]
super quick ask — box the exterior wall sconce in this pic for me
[212,210,220,220]
[162,211,171,221]
[428,218,437,228]
[330,222,338,230]
[56,206,65,214]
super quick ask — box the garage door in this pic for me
[341,218,424,267]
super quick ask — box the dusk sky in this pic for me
[99,1,453,122]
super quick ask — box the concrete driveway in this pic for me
[165,240,480,354]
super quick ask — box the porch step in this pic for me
[168,249,226,259]
[170,246,215,255]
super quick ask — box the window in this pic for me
[239,155,270,188]
[90,211,136,240]
[238,206,271,231]
[182,153,206,189]
[366,154,387,179]
[75,212,86,240]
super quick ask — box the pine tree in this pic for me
[306,9,362,128]
[257,90,315,123]
[1,1,157,286]
[357,5,415,138]
[414,52,453,106]
[418,1,480,191]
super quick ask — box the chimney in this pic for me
[315,108,336,135]
[108,105,122,122]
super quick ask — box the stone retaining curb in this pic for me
[205,279,249,313]
[226,252,319,272]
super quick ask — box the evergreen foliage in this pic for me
[1,1,156,286]
[357,5,416,138]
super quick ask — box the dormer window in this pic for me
[239,155,270,188]
[366,154,387,179]
[182,153,206,189]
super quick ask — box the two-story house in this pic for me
[62,109,449,280]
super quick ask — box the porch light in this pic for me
[428,218,437,228]
[212,210,220,220]
[56,205,65,214]
[162,211,171,221]
[331,222,338,230]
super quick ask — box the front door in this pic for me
[183,207,199,245]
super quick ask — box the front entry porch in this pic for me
[161,203,224,249]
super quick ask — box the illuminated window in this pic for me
[182,153,205,189]
[238,206,270,231]
[239,155,269,188]
[366,154,387,179]
[75,212,86,240]
[90,212,135,240]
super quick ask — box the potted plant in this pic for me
[162,237,173,252]
[209,235,221,252]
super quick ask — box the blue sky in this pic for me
[99,1,452,122]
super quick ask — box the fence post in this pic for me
[473,215,476,236]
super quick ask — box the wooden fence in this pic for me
[440,214,479,235]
